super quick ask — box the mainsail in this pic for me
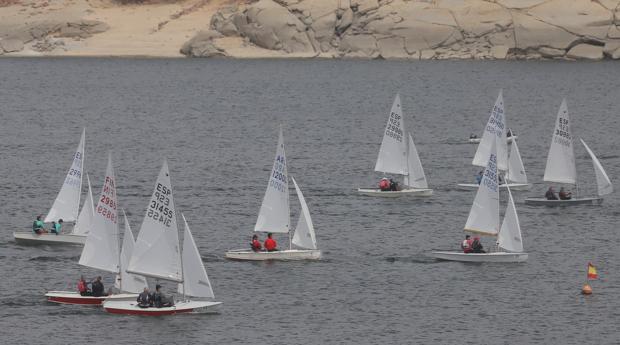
[78,154,119,274]
[127,161,182,282]
[543,99,576,184]
[45,128,85,223]
[472,90,508,171]
[254,127,290,234]
[375,94,408,175]
[465,139,500,236]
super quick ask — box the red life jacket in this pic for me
[77,280,87,293]
[264,238,277,251]
[251,239,262,250]
[462,239,473,253]
[379,179,390,191]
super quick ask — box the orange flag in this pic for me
[587,262,598,280]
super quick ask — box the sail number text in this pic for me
[385,111,403,142]
[97,176,117,224]
[269,155,287,192]
[147,183,173,227]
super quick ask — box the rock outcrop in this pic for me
[182,0,620,60]
[0,20,109,54]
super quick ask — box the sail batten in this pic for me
[543,99,576,184]
[375,94,408,175]
[45,128,85,223]
[254,127,290,234]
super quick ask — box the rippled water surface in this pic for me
[1,58,619,344]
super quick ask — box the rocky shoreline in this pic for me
[1,0,620,60]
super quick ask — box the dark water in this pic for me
[1,58,619,344]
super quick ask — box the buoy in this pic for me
[582,283,593,295]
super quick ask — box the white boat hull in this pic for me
[457,183,530,191]
[524,197,603,206]
[13,232,86,245]
[103,299,222,316]
[45,291,137,305]
[356,188,433,197]
[430,251,528,262]
[469,136,517,144]
[225,249,321,261]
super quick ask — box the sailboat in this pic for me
[525,99,613,205]
[458,91,529,191]
[357,94,432,197]
[14,129,91,245]
[46,155,144,305]
[103,161,221,315]
[432,139,528,262]
[225,128,321,261]
[458,139,530,190]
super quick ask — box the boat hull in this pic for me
[13,232,86,245]
[430,251,528,262]
[103,300,222,316]
[469,136,517,144]
[356,188,433,197]
[225,249,321,261]
[524,197,603,206]
[45,291,138,305]
[457,183,530,191]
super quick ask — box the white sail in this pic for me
[507,139,527,184]
[72,173,94,236]
[177,214,215,299]
[580,139,613,196]
[45,128,85,223]
[127,160,182,282]
[543,99,576,184]
[115,211,148,293]
[464,139,500,236]
[472,90,508,171]
[291,177,317,250]
[498,186,524,252]
[404,133,428,189]
[374,94,408,175]
[78,153,119,274]
[254,127,290,234]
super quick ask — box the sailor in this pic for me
[379,178,390,191]
[470,133,478,139]
[77,275,91,296]
[559,187,572,200]
[389,178,398,191]
[50,219,63,235]
[251,234,262,252]
[91,276,107,297]
[32,215,46,234]
[471,237,485,253]
[545,186,558,200]
[137,287,151,308]
[152,284,174,308]
[475,170,483,185]
[264,233,277,252]
[461,235,473,254]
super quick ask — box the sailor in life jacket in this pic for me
[379,178,390,191]
[461,235,473,253]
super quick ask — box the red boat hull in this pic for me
[47,295,106,305]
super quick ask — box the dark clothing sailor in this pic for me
[91,276,106,297]
[559,187,572,200]
[137,288,151,308]
[545,187,558,200]
[471,237,485,253]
